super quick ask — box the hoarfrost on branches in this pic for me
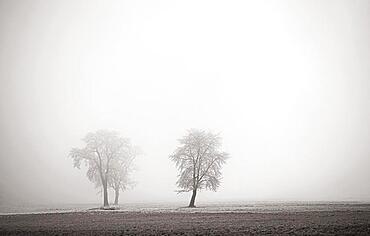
[170,129,229,207]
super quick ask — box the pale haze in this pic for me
[0,0,369,206]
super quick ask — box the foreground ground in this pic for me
[1,209,370,235]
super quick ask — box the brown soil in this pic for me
[1,210,370,235]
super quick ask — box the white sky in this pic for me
[0,0,369,205]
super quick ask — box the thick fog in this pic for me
[0,0,369,205]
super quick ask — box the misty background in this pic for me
[0,0,369,206]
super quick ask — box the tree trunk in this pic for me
[103,181,109,207]
[188,189,197,207]
[114,187,119,205]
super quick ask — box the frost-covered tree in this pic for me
[93,143,137,205]
[70,130,132,207]
[170,129,229,207]
[108,147,137,205]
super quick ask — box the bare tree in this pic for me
[70,130,131,207]
[108,146,137,205]
[170,129,230,207]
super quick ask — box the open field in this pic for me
[1,203,370,235]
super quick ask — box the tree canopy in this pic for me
[70,130,134,206]
[170,129,229,207]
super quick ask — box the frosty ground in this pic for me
[1,202,370,235]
